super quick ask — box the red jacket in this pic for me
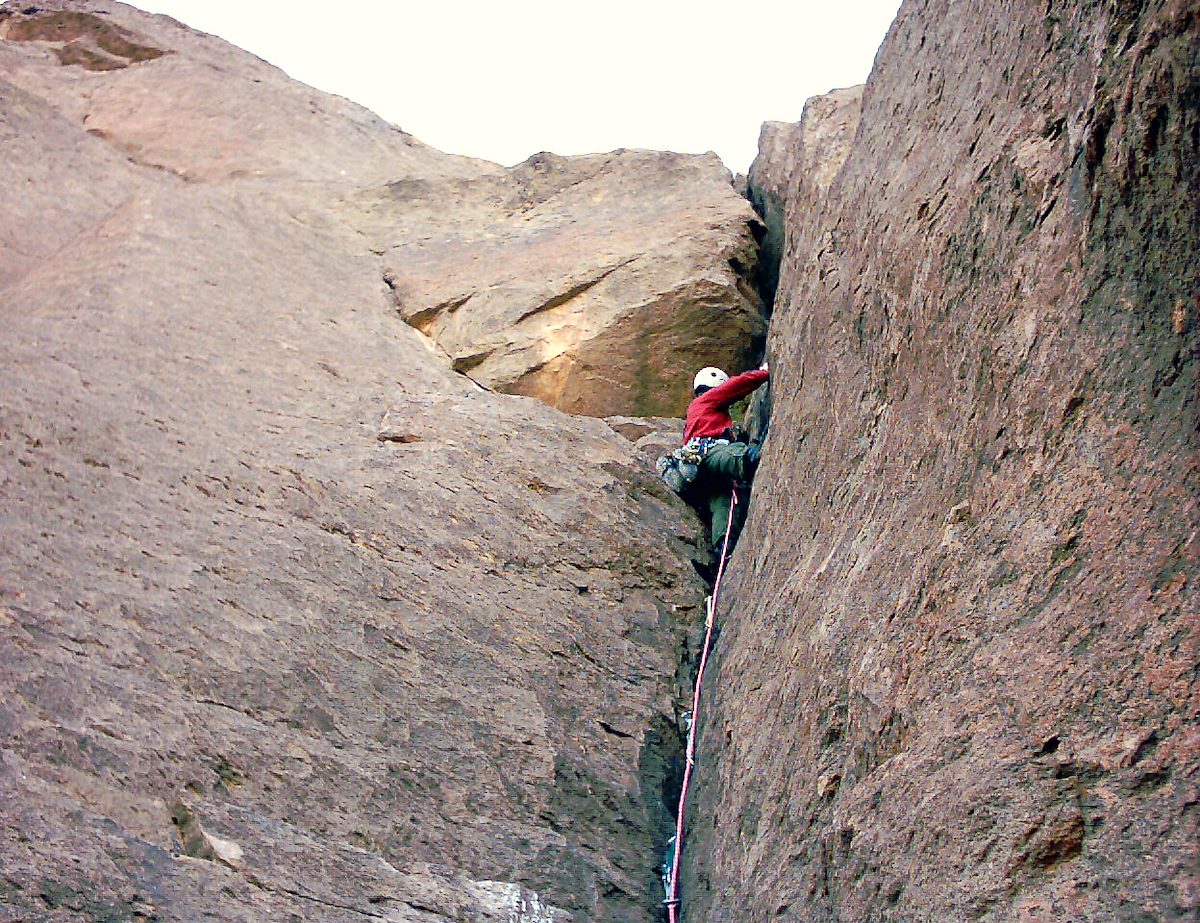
[682,369,769,443]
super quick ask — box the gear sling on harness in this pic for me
[656,437,731,496]
[662,483,739,920]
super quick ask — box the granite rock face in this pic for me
[689,1,1199,920]
[747,86,863,310]
[0,2,723,920]
[0,0,766,421]
[375,150,768,417]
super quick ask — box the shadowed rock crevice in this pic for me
[510,258,639,327]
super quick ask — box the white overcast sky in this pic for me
[128,1,903,174]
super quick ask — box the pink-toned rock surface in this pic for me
[747,87,863,305]
[688,1,1199,920]
[0,3,719,920]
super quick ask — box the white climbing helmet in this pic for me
[693,367,729,391]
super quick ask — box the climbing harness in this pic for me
[656,437,731,495]
[662,483,739,921]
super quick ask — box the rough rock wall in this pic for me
[746,87,863,312]
[690,1,1199,920]
[0,0,765,421]
[0,2,724,920]
[742,88,865,442]
[375,150,767,417]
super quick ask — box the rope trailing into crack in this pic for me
[663,483,739,921]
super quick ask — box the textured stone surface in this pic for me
[689,1,1199,920]
[0,2,718,920]
[747,87,863,309]
[0,0,765,421]
[374,150,767,418]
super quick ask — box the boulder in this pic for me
[375,149,767,417]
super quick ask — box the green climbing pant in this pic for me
[696,442,754,550]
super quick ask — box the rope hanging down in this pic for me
[665,483,739,922]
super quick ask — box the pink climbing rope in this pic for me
[666,484,739,922]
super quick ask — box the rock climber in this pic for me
[682,361,769,567]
